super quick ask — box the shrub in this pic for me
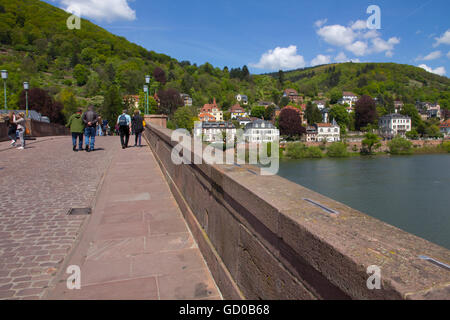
[443,141,450,153]
[388,136,413,155]
[286,143,324,159]
[327,142,350,158]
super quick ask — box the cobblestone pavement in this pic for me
[0,136,118,299]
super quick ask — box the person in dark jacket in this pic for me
[6,111,17,147]
[82,105,99,152]
[67,108,85,152]
[132,110,144,147]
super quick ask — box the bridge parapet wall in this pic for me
[144,123,450,300]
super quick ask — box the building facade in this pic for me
[283,89,303,104]
[236,94,249,105]
[339,92,359,108]
[199,98,223,122]
[230,104,248,120]
[194,122,236,143]
[316,123,341,142]
[379,114,412,138]
[244,120,280,143]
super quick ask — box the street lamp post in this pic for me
[23,82,29,118]
[145,75,150,115]
[143,85,148,115]
[1,70,8,110]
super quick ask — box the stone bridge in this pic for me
[0,121,448,300]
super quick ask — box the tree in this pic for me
[329,88,342,104]
[157,88,183,116]
[59,89,78,121]
[278,70,284,88]
[73,64,90,86]
[18,88,64,124]
[102,85,123,127]
[400,104,422,128]
[153,67,167,84]
[355,95,377,130]
[388,137,413,155]
[305,102,322,125]
[251,106,266,119]
[327,142,350,157]
[329,105,350,129]
[264,105,275,120]
[278,108,306,138]
[361,132,381,155]
[173,106,198,131]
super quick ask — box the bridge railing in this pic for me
[144,123,450,300]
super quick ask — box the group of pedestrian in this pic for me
[66,105,99,152]
[6,111,27,150]
[117,109,145,149]
[66,107,145,152]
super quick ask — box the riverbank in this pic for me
[281,140,450,160]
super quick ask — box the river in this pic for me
[277,154,450,250]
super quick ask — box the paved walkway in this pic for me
[46,137,221,300]
[0,136,220,300]
[0,136,116,299]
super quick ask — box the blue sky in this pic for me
[46,0,450,76]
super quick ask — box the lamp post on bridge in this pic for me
[145,75,151,115]
[23,82,29,118]
[143,85,148,115]
[1,70,8,110]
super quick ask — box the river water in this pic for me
[277,154,450,249]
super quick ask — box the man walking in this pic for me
[117,109,132,149]
[82,105,99,152]
[67,108,85,152]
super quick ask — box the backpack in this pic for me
[119,114,128,126]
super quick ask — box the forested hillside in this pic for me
[0,0,449,126]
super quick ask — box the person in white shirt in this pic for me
[117,110,132,149]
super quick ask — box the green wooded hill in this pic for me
[0,0,449,124]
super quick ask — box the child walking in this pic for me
[14,113,26,150]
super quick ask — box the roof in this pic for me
[284,88,299,95]
[343,91,357,97]
[379,113,411,120]
[316,123,334,128]
[440,120,450,128]
[198,113,216,122]
[199,121,235,129]
[230,104,246,113]
[244,119,276,130]
[201,98,221,113]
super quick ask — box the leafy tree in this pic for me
[361,132,382,155]
[327,142,350,157]
[157,88,183,116]
[279,96,290,107]
[278,108,306,138]
[173,106,198,131]
[102,85,123,126]
[73,64,90,86]
[355,95,377,130]
[59,89,78,121]
[264,105,275,120]
[329,105,350,129]
[18,88,64,124]
[251,106,266,119]
[329,88,342,104]
[153,67,167,84]
[305,102,322,125]
[388,137,413,155]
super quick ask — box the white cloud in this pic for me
[57,0,136,22]
[433,30,450,47]
[371,37,400,57]
[351,20,367,30]
[346,41,368,56]
[314,19,328,28]
[250,45,306,70]
[311,54,331,66]
[317,24,355,47]
[416,51,442,61]
[419,64,446,76]
[334,52,348,63]
[316,20,400,57]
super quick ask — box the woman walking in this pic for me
[14,113,26,150]
[132,110,144,147]
[7,111,17,147]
